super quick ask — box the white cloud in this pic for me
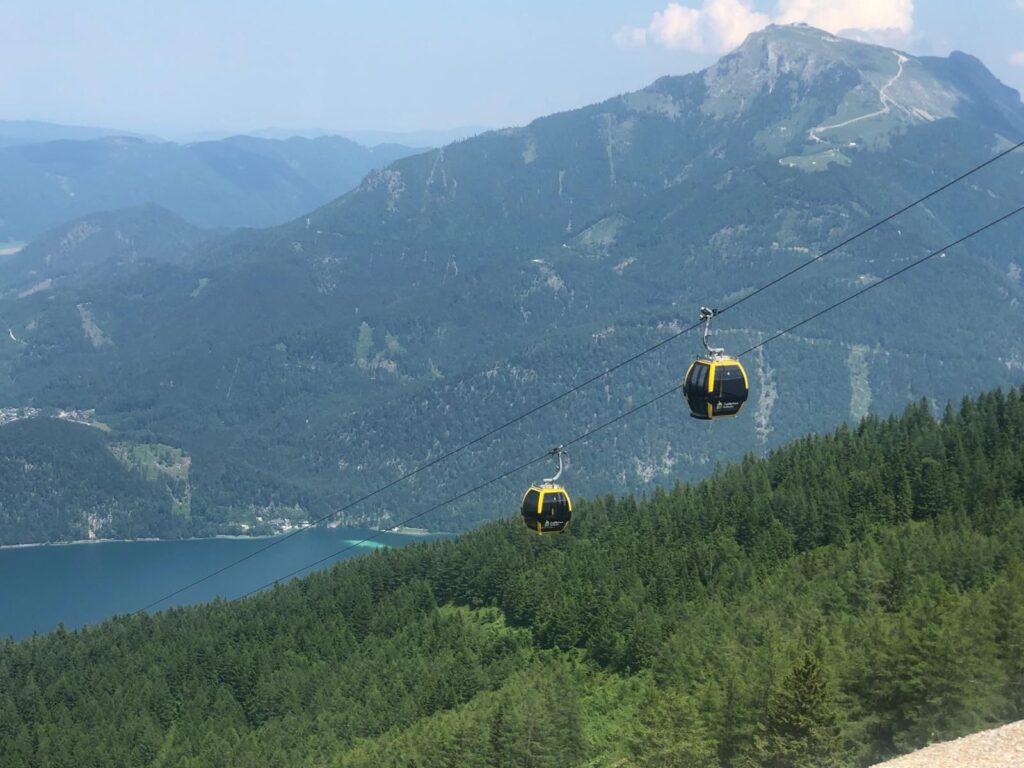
[618,0,915,53]
[613,25,649,49]
[701,0,772,49]
[648,3,705,49]
[615,0,769,53]
[775,0,913,34]
[1011,50,1024,67]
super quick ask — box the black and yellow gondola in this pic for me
[683,356,749,419]
[682,307,750,420]
[520,484,572,534]
[521,447,572,534]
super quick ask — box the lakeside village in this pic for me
[2,406,433,540]
[240,516,315,535]
[0,406,106,430]
[240,518,429,536]
[1,406,42,426]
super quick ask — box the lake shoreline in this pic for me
[0,526,440,551]
[0,525,447,640]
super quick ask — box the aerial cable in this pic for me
[714,138,1024,317]
[238,388,684,599]
[235,204,1023,601]
[136,140,1023,613]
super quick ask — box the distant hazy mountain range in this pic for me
[333,127,491,148]
[1,119,487,150]
[243,126,491,147]
[1,25,1023,544]
[0,119,156,147]
[0,132,422,241]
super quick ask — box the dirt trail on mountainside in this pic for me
[868,721,1024,768]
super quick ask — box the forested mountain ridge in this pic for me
[0,204,214,298]
[0,418,197,545]
[0,133,421,241]
[2,25,1024,543]
[2,387,1023,766]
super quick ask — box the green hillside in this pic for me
[1,26,1024,544]
[0,204,213,298]
[0,418,215,545]
[2,387,1023,767]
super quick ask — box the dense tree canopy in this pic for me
[1,387,1023,766]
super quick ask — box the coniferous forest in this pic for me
[2,387,1024,767]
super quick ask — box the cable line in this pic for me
[235,204,1024,601]
[715,138,1024,317]
[137,140,1023,612]
[238,387,685,599]
[737,203,1024,357]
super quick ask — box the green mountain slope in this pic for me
[0,204,213,297]
[2,387,1022,767]
[1,25,1023,543]
[0,134,422,240]
[0,418,190,545]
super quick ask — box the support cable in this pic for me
[137,142,1023,613]
[234,204,1024,601]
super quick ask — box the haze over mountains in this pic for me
[244,126,490,148]
[0,130,421,241]
[0,119,155,147]
[1,24,1023,545]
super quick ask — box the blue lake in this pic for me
[0,527,437,640]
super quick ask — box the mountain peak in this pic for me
[698,24,903,125]
[748,22,846,44]
[709,23,901,92]
[694,24,1011,155]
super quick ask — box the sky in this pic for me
[1,0,1022,139]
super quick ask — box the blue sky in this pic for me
[1,1,1022,138]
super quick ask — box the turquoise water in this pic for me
[0,528,434,640]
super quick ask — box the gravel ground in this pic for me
[868,721,1024,768]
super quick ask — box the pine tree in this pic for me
[750,652,841,768]
[629,681,717,767]
[913,457,948,520]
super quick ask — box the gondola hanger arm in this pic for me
[543,446,567,485]
[700,306,725,359]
